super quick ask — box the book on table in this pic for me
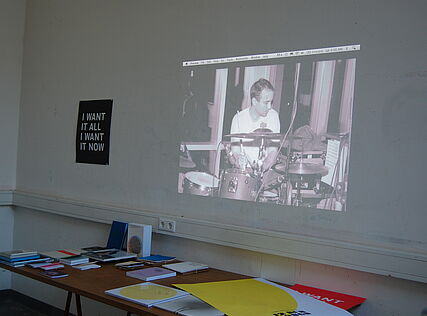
[162,262,209,274]
[28,262,64,270]
[59,255,89,266]
[0,256,52,268]
[80,246,113,252]
[40,270,69,279]
[39,249,82,260]
[81,249,136,262]
[114,260,145,270]
[127,223,152,257]
[105,282,189,307]
[82,220,129,252]
[126,267,176,281]
[0,254,40,262]
[139,254,177,265]
[72,263,101,270]
[0,250,38,259]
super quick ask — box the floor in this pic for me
[0,289,70,316]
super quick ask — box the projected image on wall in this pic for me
[178,53,356,211]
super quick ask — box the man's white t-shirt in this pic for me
[230,108,280,164]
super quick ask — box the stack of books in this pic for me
[0,250,52,268]
[39,249,82,260]
[126,267,176,281]
[81,249,136,262]
[28,262,65,270]
[162,262,209,274]
[115,260,145,270]
[59,255,89,266]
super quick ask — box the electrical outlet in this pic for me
[158,218,176,232]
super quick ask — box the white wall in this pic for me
[0,0,24,189]
[0,0,26,289]
[12,207,427,316]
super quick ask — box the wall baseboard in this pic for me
[0,191,13,206]
[11,189,427,284]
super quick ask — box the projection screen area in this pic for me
[177,46,358,212]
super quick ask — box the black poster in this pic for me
[75,99,113,165]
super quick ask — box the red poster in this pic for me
[290,284,366,310]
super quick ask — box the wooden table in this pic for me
[0,262,249,315]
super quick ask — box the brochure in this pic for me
[105,282,189,307]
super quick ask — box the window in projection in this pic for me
[177,47,358,211]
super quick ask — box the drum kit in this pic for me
[181,130,330,207]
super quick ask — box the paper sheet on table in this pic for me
[174,278,353,316]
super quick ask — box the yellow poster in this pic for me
[174,278,353,316]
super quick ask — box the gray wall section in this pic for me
[0,0,25,289]
[0,0,24,189]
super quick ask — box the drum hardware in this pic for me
[223,142,237,167]
[237,139,250,170]
[224,131,307,140]
[183,171,219,197]
[278,180,293,205]
[322,132,350,141]
[288,150,326,165]
[219,168,258,201]
[271,160,329,206]
[223,140,255,171]
[257,135,267,161]
[259,190,279,203]
[224,132,283,140]
[286,162,328,206]
[259,169,284,190]
[179,155,196,169]
[179,143,196,169]
[220,129,321,203]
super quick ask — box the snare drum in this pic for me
[219,168,258,201]
[183,171,219,197]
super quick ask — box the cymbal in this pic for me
[274,162,328,176]
[288,163,328,176]
[224,132,283,139]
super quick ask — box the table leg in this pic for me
[64,291,83,316]
[64,291,72,316]
[75,293,82,316]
